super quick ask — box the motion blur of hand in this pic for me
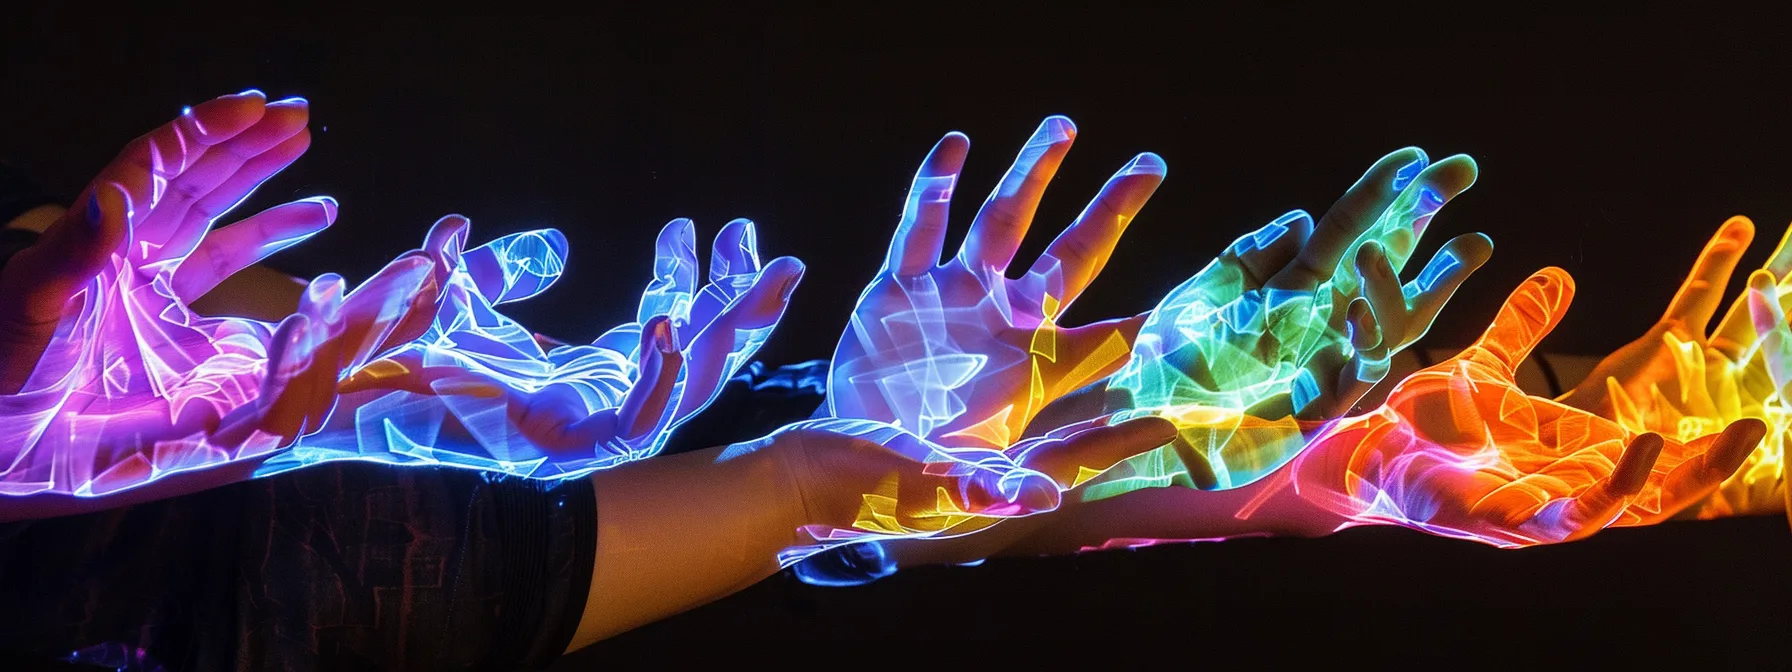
[761,412,1176,567]
[0,91,441,513]
[1285,268,1765,546]
[1556,216,1792,518]
[326,216,804,477]
[1096,148,1492,494]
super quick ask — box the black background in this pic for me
[5,5,1791,666]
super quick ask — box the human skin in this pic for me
[566,412,1176,647]
[870,269,1767,567]
[1556,216,1792,519]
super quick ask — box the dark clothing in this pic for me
[0,464,595,671]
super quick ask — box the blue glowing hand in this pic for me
[827,118,1164,450]
[289,216,804,479]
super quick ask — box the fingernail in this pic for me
[236,88,267,99]
[1042,115,1076,143]
[85,193,102,230]
[1392,156,1425,191]
[780,268,804,301]
[271,96,309,106]
[653,318,678,354]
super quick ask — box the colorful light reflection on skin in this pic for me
[1282,268,1761,545]
[942,270,1766,566]
[797,130,1496,584]
[278,215,803,479]
[0,93,443,515]
[1099,149,1492,493]
[1557,216,1792,519]
[0,93,804,518]
[826,118,1161,452]
[762,412,1174,567]
[1064,269,1765,550]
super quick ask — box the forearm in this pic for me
[998,465,1346,557]
[569,437,806,649]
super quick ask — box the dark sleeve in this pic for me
[0,463,597,672]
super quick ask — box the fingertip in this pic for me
[1040,115,1077,143]
[425,215,471,260]
[1711,216,1756,251]
[657,218,697,254]
[762,256,806,301]
[1714,418,1768,474]
[1612,433,1664,495]
[541,227,570,257]
[1446,232,1496,268]
[1354,239,1390,273]
[1530,266,1577,296]
[646,314,678,356]
[1470,231,1495,252]
[1120,152,1167,178]
[923,132,971,172]
[1422,154,1480,193]
[306,196,339,224]
[1723,215,1756,237]
[1748,268,1778,293]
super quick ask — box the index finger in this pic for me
[1461,268,1576,377]
[1266,147,1427,292]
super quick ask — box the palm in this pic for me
[828,118,1162,449]
[1558,217,1789,516]
[1102,150,1491,491]
[1290,268,1763,547]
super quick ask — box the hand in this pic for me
[1287,268,1766,546]
[1100,148,1491,492]
[0,91,436,502]
[765,413,1177,566]
[1556,217,1791,517]
[826,117,1163,449]
[326,217,804,478]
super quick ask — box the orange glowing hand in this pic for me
[1557,217,1792,517]
[1287,268,1766,546]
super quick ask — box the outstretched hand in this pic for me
[827,117,1162,449]
[1288,268,1765,546]
[322,217,803,477]
[1096,148,1491,493]
[1557,216,1792,517]
[0,91,437,508]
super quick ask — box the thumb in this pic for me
[1010,415,1178,489]
[1,183,129,323]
